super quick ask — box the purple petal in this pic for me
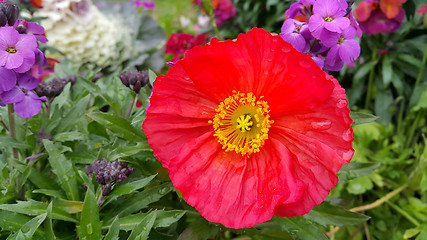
[281,19,297,35]
[14,91,42,118]
[13,48,36,73]
[0,27,19,47]
[0,86,25,104]
[308,14,326,38]
[319,30,340,47]
[17,73,39,90]
[0,67,17,92]
[324,61,344,71]
[341,26,357,40]
[324,17,350,33]
[313,0,347,17]
[4,53,24,70]
[326,45,340,66]
[280,33,307,52]
[339,39,360,63]
[15,34,38,52]
[26,22,45,35]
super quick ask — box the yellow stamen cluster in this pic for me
[5,47,17,54]
[209,91,274,156]
[323,16,334,22]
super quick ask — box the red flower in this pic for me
[143,28,354,228]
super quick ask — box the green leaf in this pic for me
[354,61,375,81]
[104,183,173,221]
[350,112,379,125]
[347,175,374,194]
[103,210,185,231]
[44,202,56,240]
[7,213,47,240]
[55,95,90,133]
[0,210,32,232]
[0,136,29,149]
[43,140,79,201]
[304,202,370,227]
[0,200,77,223]
[107,143,152,160]
[104,216,120,240]
[77,188,102,240]
[397,54,422,68]
[87,111,146,143]
[177,217,219,240]
[53,132,87,142]
[201,0,214,15]
[105,175,156,202]
[275,216,328,240]
[32,189,66,199]
[338,162,381,183]
[148,69,157,86]
[382,55,393,86]
[127,211,157,240]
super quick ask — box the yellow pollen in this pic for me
[337,36,345,44]
[5,47,17,54]
[323,16,334,22]
[210,91,274,156]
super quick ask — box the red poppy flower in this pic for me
[143,28,354,229]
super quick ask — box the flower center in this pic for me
[5,47,17,54]
[323,16,334,22]
[337,36,345,44]
[209,91,274,156]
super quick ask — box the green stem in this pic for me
[8,104,18,159]
[405,111,422,148]
[125,95,136,120]
[396,97,405,136]
[385,200,420,227]
[364,47,378,110]
[414,46,427,89]
[350,184,408,212]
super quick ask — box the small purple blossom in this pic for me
[325,26,361,68]
[14,19,48,43]
[0,73,47,118]
[0,26,37,73]
[308,0,350,46]
[285,0,314,19]
[132,0,156,10]
[0,0,19,27]
[280,19,311,53]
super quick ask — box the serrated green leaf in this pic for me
[275,216,328,240]
[77,188,102,240]
[127,211,156,240]
[43,140,79,201]
[304,202,370,227]
[87,111,145,143]
[350,112,379,125]
[104,183,173,221]
[338,162,381,183]
[104,216,120,240]
[7,213,47,240]
[53,132,87,142]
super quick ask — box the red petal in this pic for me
[272,74,354,216]
[167,132,304,229]
[180,28,334,115]
[142,62,217,168]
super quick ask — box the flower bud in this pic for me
[0,1,19,27]
[133,80,142,93]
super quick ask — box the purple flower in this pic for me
[308,0,350,47]
[285,0,315,19]
[0,73,47,118]
[0,26,37,73]
[14,19,48,43]
[325,26,360,69]
[0,67,16,92]
[280,19,311,53]
[132,0,156,10]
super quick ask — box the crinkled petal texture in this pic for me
[143,28,353,229]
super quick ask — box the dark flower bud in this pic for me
[0,1,19,26]
[85,158,134,191]
[35,78,66,98]
[91,72,103,83]
[133,80,142,93]
[15,25,27,34]
[120,73,130,87]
